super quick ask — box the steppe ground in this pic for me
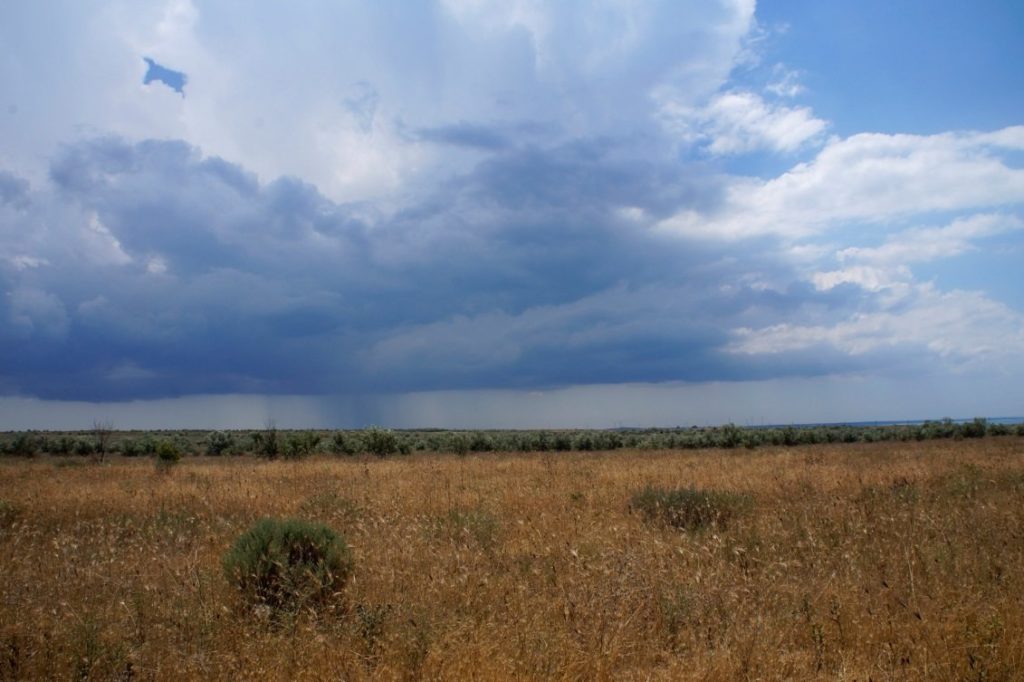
[1,439,1022,680]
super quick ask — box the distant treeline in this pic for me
[1,418,1020,459]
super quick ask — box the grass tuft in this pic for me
[631,485,752,530]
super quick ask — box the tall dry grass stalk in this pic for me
[1,439,1022,680]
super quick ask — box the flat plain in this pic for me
[1,438,1022,680]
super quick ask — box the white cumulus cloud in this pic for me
[729,285,1024,362]
[836,213,1023,266]
[658,89,826,155]
[657,127,1024,240]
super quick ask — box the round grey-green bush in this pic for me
[223,518,354,612]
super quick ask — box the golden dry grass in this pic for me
[1,438,1023,680]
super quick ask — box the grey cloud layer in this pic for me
[0,135,879,401]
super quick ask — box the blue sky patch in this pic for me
[143,57,186,95]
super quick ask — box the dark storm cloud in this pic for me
[0,135,869,401]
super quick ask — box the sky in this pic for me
[1,0,1023,430]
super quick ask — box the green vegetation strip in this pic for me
[1,417,1019,459]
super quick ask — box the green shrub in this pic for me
[120,439,142,457]
[251,422,281,458]
[155,440,182,470]
[445,433,471,456]
[571,432,595,451]
[330,432,358,455]
[50,436,75,455]
[631,485,751,531]
[223,518,354,613]
[551,432,572,452]
[135,435,158,456]
[362,426,398,458]
[530,431,551,452]
[468,432,494,452]
[205,431,236,456]
[6,433,38,457]
[73,439,95,457]
[717,423,744,449]
[283,431,321,459]
[961,417,988,439]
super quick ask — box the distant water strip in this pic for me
[749,416,1024,429]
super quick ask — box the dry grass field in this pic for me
[1,438,1022,680]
